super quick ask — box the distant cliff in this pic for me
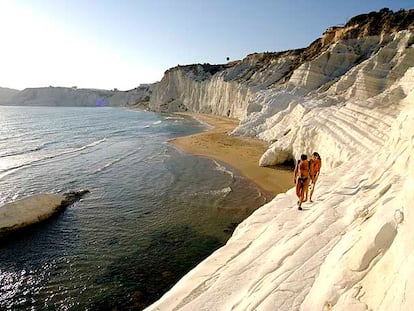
[0,87,20,104]
[1,85,154,107]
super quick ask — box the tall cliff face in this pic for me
[149,52,304,119]
[149,9,414,170]
[149,9,414,121]
[149,63,254,119]
[234,30,414,170]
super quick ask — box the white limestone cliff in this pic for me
[233,31,414,169]
[145,22,414,311]
[148,51,305,119]
[149,8,414,124]
[149,64,252,119]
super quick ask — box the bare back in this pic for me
[298,160,310,178]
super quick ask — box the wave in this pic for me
[0,130,60,142]
[0,132,28,142]
[0,146,42,158]
[165,116,185,120]
[0,187,21,205]
[190,186,233,197]
[144,151,167,163]
[0,167,23,181]
[152,120,162,125]
[76,138,106,151]
[92,150,136,174]
[192,116,214,130]
[0,141,55,158]
[110,129,131,136]
[209,187,232,196]
[213,160,234,179]
[0,138,107,179]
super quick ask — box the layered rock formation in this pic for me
[236,29,414,169]
[149,9,414,120]
[146,9,414,311]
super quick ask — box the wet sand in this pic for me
[169,113,293,195]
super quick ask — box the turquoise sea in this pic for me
[0,106,272,310]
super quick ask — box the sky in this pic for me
[0,0,412,91]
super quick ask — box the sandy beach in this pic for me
[169,113,293,195]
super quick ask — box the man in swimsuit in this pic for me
[309,152,321,202]
[294,154,310,210]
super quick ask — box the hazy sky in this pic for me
[0,0,412,90]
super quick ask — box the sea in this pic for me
[0,106,272,310]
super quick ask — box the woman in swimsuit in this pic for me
[309,152,321,202]
[294,154,310,210]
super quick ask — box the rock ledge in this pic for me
[0,189,89,237]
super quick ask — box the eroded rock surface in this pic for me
[0,189,89,237]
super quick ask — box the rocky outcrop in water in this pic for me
[0,189,89,238]
[61,189,90,207]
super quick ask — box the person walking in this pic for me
[294,154,310,210]
[309,152,322,202]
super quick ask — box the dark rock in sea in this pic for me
[61,189,90,207]
[224,222,240,234]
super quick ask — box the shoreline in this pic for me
[169,113,293,195]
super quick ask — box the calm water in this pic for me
[0,106,271,310]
